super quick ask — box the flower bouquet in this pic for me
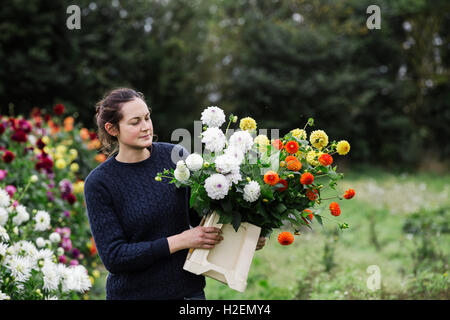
[156,106,354,291]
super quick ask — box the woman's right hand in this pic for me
[167,226,223,254]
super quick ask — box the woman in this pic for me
[84,88,265,300]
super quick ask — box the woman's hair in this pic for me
[94,88,157,159]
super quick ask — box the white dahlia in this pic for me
[229,130,254,153]
[224,146,245,164]
[200,106,226,128]
[214,154,240,174]
[243,181,261,203]
[174,162,190,182]
[185,153,203,171]
[204,174,230,200]
[201,127,226,153]
[224,170,242,185]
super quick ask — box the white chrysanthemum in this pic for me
[0,225,9,242]
[62,265,91,293]
[201,127,226,153]
[12,205,30,226]
[243,181,261,203]
[0,242,8,258]
[0,290,10,300]
[0,207,8,226]
[200,106,226,128]
[224,146,245,164]
[0,188,10,208]
[34,210,51,231]
[174,163,190,182]
[185,153,203,171]
[36,249,54,266]
[214,154,240,174]
[42,261,60,291]
[57,264,71,293]
[204,174,230,200]
[45,296,59,300]
[6,255,33,283]
[49,232,61,243]
[11,241,38,269]
[229,130,254,153]
[224,170,242,185]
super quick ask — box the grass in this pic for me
[89,166,450,299]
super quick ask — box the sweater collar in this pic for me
[110,143,157,167]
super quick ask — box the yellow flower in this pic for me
[73,181,84,194]
[70,162,80,173]
[43,146,51,154]
[54,152,64,160]
[69,148,78,159]
[240,117,257,132]
[306,150,323,166]
[41,136,50,145]
[294,150,303,159]
[56,145,67,154]
[55,159,67,169]
[336,140,350,155]
[92,270,100,279]
[254,134,270,153]
[291,128,307,140]
[309,130,329,150]
[254,134,269,146]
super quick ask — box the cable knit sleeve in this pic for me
[84,173,170,274]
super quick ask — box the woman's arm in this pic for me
[84,177,170,274]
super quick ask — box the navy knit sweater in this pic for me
[83,142,205,300]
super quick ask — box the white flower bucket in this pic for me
[183,211,261,292]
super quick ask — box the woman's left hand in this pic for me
[255,237,266,250]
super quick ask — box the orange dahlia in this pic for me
[277,179,288,192]
[300,172,314,185]
[344,188,355,199]
[285,155,302,171]
[285,140,299,154]
[306,189,319,201]
[329,202,341,216]
[318,153,333,166]
[264,170,280,186]
[278,231,294,245]
[272,139,284,150]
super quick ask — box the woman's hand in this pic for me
[255,237,266,250]
[168,226,223,254]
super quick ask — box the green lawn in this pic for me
[204,166,450,299]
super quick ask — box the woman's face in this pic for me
[115,98,153,148]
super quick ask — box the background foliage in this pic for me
[0,0,449,169]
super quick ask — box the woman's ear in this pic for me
[105,122,119,137]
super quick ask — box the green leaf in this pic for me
[231,211,242,232]
[220,198,233,213]
[275,203,287,214]
[315,215,324,226]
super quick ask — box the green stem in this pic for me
[320,195,339,201]
[13,180,32,203]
